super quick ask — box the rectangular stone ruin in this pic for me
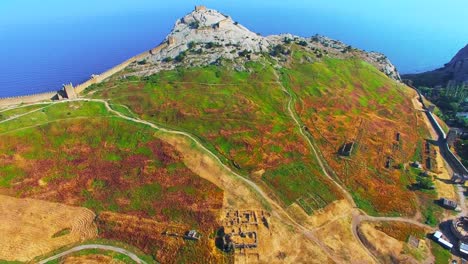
[340,141,355,156]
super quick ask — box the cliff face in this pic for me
[133,6,401,82]
[447,44,468,82]
[403,44,468,87]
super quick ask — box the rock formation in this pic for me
[403,44,468,87]
[132,6,401,81]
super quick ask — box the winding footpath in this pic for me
[0,83,450,263]
[88,98,343,263]
[273,70,440,263]
[37,244,147,264]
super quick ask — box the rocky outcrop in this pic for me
[267,34,401,81]
[131,6,401,82]
[403,44,468,87]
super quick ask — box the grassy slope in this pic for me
[88,61,342,214]
[88,49,431,217]
[285,47,431,216]
[0,101,225,263]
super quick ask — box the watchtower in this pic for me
[195,5,207,11]
[168,36,176,46]
[63,83,77,99]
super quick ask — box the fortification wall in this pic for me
[74,43,168,94]
[0,42,168,107]
[414,87,468,175]
[0,91,57,107]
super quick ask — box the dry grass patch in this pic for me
[0,195,97,262]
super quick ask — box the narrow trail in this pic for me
[0,104,52,124]
[0,88,449,263]
[273,70,356,207]
[85,98,343,263]
[0,97,341,263]
[37,244,146,264]
[273,69,443,263]
[273,70,380,263]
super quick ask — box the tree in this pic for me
[187,41,196,49]
[189,21,200,29]
[416,176,434,190]
[270,44,290,57]
[297,40,308,47]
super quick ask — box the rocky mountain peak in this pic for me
[403,43,468,87]
[135,6,401,82]
[449,44,468,64]
[446,44,468,82]
[146,6,270,66]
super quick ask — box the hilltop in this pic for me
[132,6,401,81]
[403,43,468,87]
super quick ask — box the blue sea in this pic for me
[0,1,467,97]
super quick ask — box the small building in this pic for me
[441,198,458,210]
[396,132,401,142]
[63,83,77,99]
[184,230,201,240]
[456,112,468,119]
[452,172,468,184]
[461,242,468,255]
[433,231,454,249]
[168,36,176,46]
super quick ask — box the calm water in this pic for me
[0,2,466,97]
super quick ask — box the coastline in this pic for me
[0,42,168,108]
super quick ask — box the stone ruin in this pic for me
[195,5,207,12]
[168,36,176,46]
[219,210,270,253]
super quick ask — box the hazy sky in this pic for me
[1,0,467,73]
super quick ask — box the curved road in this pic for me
[37,244,147,264]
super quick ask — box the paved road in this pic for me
[37,244,147,264]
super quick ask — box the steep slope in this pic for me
[88,7,429,218]
[403,43,468,87]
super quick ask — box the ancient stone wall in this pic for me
[74,43,168,95]
[0,42,169,107]
[0,91,57,107]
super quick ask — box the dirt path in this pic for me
[0,104,52,124]
[37,244,146,264]
[91,98,341,263]
[2,91,451,263]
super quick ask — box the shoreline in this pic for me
[0,42,168,108]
